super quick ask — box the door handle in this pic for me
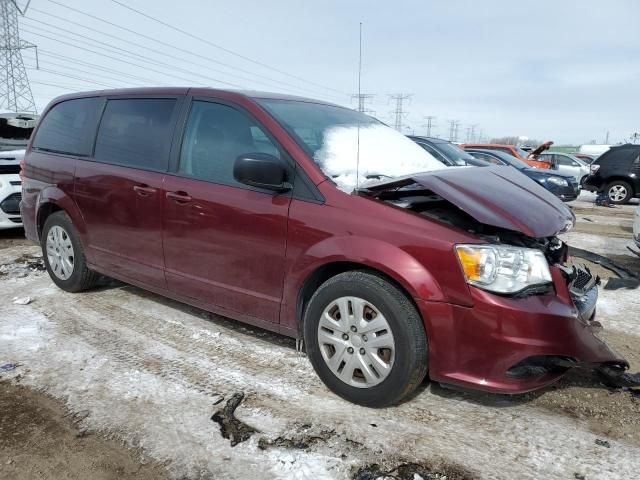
[166,191,192,204]
[133,185,157,196]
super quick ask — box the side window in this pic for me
[32,98,101,156]
[179,101,281,186]
[474,152,502,165]
[94,98,177,170]
[556,155,573,166]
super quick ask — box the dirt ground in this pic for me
[0,192,639,479]
[0,382,168,480]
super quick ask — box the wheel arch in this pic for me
[36,187,90,259]
[287,236,448,337]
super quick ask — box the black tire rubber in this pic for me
[606,180,633,205]
[41,211,100,292]
[303,270,428,407]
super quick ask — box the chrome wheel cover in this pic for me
[317,296,395,388]
[46,225,75,280]
[608,184,627,202]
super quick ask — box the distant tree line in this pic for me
[489,136,542,147]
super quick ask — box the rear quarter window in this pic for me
[94,98,177,171]
[32,97,102,156]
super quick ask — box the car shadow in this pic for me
[92,280,298,351]
[425,367,622,408]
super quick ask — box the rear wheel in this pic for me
[41,211,99,292]
[606,180,633,205]
[303,271,428,407]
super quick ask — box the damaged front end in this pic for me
[359,167,634,391]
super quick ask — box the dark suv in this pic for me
[583,144,640,204]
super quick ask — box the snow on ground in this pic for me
[1,243,639,479]
[1,190,639,479]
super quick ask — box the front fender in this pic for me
[280,235,447,333]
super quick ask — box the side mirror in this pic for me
[233,153,291,192]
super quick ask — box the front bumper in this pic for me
[0,174,22,229]
[418,265,625,394]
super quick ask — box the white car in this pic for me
[0,149,24,229]
[537,152,591,185]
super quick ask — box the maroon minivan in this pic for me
[21,88,628,407]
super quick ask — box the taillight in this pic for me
[19,158,25,180]
[590,164,600,174]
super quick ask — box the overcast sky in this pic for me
[18,0,640,144]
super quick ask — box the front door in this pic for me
[162,100,291,323]
[74,97,180,288]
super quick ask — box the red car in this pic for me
[20,88,627,407]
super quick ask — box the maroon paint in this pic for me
[20,87,620,395]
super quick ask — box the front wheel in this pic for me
[606,180,633,205]
[303,271,428,407]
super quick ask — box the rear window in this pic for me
[596,147,640,167]
[94,98,177,170]
[32,98,101,156]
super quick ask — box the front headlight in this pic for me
[455,244,552,294]
[547,176,568,187]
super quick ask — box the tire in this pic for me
[605,180,633,205]
[41,211,100,292]
[303,271,428,407]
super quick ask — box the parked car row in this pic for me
[464,148,580,201]
[18,87,629,407]
[407,136,580,202]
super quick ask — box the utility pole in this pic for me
[423,115,436,137]
[388,93,411,132]
[0,0,37,113]
[605,131,610,144]
[351,93,375,114]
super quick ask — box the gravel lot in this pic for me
[1,192,639,480]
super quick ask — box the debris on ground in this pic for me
[603,277,640,290]
[13,254,46,271]
[12,296,31,305]
[352,460,477,480]
[257,424,335,451]
[0,363,19,372]
[595,439,611,448]
[569,247,638,279]
[210,393,257,446]
[596,364,640,389]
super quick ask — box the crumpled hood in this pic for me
[364,165,575,238]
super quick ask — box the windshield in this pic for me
[488,150,531,170]
[514,146,530,158]
[434,142,479,166]
[257,99,444,191]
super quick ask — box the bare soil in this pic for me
[0,381,169,480]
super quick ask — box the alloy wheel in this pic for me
[608,184,628,202]
[46,225,75,280]
[317,296,395,388]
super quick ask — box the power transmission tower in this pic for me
[448,120,461,142]
[351,93,375,113]
[470,124,478,142]
[0,0,37,112]
[388,93,411,132]
[605,131,610,144]
[423,115,436,136]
